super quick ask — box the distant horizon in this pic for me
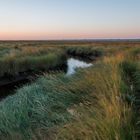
[0,38,140,41]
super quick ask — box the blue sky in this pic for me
[0,0,139,39]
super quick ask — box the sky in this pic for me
[0,0,140,40]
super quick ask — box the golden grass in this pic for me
[56,54,136,140]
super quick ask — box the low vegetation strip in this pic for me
[66,46,104,60]
[0,52,66,77]
[0,48,139,140]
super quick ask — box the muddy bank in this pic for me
[0,64,67,99]
[0,78,29,100]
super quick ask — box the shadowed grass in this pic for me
[66,46,104,60]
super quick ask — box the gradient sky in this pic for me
[0,0,140,40]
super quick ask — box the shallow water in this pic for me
[66,58,93,75]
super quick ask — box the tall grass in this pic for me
[0,72,87,139]
[0,52,138,139]
[56,55,136,140]
[120,51,140,139]
[0,51,66,77]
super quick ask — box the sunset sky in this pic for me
[0,0,140,40]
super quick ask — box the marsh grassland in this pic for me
[0,40,140,140]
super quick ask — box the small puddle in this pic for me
[66,58,93,75]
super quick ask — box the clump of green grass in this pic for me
[120,56,140,139]
[120,61,140,95]
[0,43,66,77]
[66,46,104,60]
[0,75,72,139]
[0,51,66,77]
[126,48,140,61]
[0,47,13,58]
[0,67,96,139]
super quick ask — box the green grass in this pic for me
[120,59,140,139]
[66,46,104,60]
[0,70,94,139]
[0,51,139,139]
[0,51,66,77]
[0,42,66,77]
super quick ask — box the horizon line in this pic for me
[0,38,140,42]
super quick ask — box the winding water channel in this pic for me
[0,57,93,100]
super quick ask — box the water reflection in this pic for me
[66,58,92,75]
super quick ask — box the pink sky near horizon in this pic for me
[0,30,139,40]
